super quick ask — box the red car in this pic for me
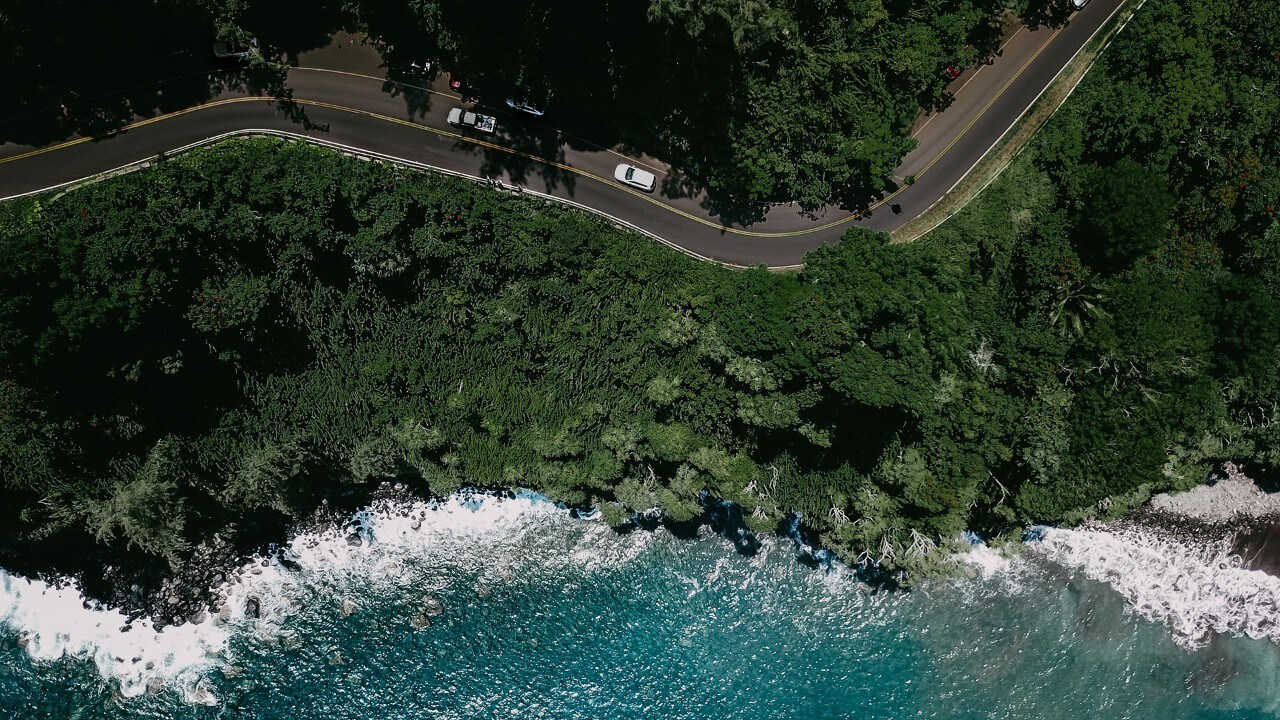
[944,65,961,80]
[448,74,463,92]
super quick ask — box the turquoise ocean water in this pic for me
[3,492,1279,719]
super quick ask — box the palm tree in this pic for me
[1050,277,1109,338]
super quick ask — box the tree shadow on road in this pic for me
[699,195,772,229]
[0,0,338,149]
[1022,0,1082,30]
[448,115,580,196]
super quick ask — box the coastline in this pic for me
[8,462,1280,633]
[4,465,1280,706]
[1025,464,1280,650]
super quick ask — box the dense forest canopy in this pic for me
[0,0,1278,580]
[0,0,1071,212]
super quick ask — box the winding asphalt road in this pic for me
[0,0,1125,267]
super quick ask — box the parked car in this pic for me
[614,164,656,192]
[449,74,464,92]
[505,96,545,117]
[404,60,433,77]
[213,37,258,60]
[447,107,497,134]
[1072,0,1090,7]
[944,65,961,80]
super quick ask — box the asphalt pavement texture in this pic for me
[0,0,1125,267]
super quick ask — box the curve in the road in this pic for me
[0,0,1127,267]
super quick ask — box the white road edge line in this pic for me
[906,0,1136,240]
[1,128,798,271]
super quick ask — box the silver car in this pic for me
[447,107,497,134]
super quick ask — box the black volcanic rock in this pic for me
[1233,520,1280,577]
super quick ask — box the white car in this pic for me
[1072,0,1090,8]
[614,164,656,192]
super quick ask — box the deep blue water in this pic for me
[3,494,1279,719]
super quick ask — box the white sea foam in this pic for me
[0,490,641,703]
[1149,462,1280,522]
[1032,524,1280,649]
[0,570,229,703]
[956,541,1015,579]
[209,490,629,629]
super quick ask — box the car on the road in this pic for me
[447,107,497,134]
[614,164,656,192]
[1071,0,1090,8]
[505,97,545,117]
[402,60,433,78]
[213,37,259,60]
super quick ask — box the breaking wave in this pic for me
[0,490,661,702]
[0,571,228,704]
[1030,522,1280,650]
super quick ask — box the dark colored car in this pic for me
[213,37,258,61]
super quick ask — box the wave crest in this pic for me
[1033,524,1280,649]
[0,570,229,703]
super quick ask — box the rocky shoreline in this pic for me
[1024,463,1280,650]
[9,483,783,632]
[1135,462,1280,578]
[2,484,439,632]
[8,463,1280,635]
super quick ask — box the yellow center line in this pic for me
[3,23,1068,238]
[0,97,273,165]
[907,24,1065,183]
[296,67,669,174]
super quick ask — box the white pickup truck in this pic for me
[447,107,496,134]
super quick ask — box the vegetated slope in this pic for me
[0,0,1278,580]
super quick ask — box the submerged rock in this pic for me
[422,595,443,616]
[340,598,357,617]
[410,613,431,630]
